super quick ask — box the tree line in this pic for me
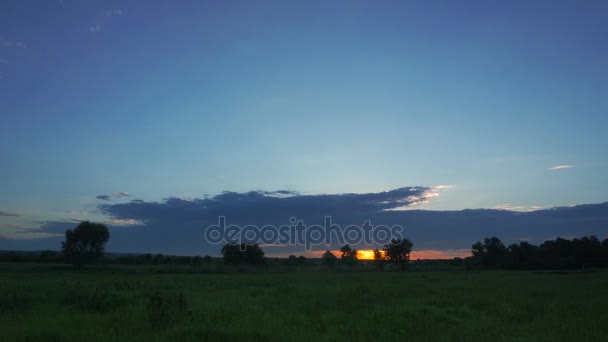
[3,221,606,272]
[471,235,608,269]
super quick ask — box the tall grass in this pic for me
[0,263,607,341]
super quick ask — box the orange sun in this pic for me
[357,249,381,260]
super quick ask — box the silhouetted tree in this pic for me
[322,250,337,268]
[506,241,538,269]
[340,244,358,266]
[472,236,507,268]
[61,221,110,267]
[373,249,385,271]
[221,243,265,265]
[202,255,213,264]
[384,238,413,271]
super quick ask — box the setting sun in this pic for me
[357,250,382,260]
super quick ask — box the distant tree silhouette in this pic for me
[202,255,213,264]
[340,244,358,266]
[506,241,538,269]
[472,236,507,268]
[384,238,413,271]
[287,255,298,266]
[322,250,337,268]
[469,235,608,270]
[39,250,62,263]
[61,221,110,267]
[191,256,202,267]
[221,243,265,265]
[153,253,168,265]
[373,249,385,271]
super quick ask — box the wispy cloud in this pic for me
[107,218,142,226]
[65,210,87,215]
[549,165,575,170]
[1,38,26,49]
[433,184,455,190]
[61,218,83,223]
[0,210,21,217]
[114,192,130,197]
[493,204,544,212]
[107,8,124,17]
[96,195,111,201]
[89,24,101,33]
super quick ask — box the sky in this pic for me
[1,0,607,257]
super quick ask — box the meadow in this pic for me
[1,263,607,341]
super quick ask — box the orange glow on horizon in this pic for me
[302,248,471,260]
[357,250,377,260]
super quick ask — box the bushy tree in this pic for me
[322,250,337,268]
[506,241,538,268]
[384,238,413,271]
[340,244,358,265]
[472,236,507,268]
[61,221,110,267]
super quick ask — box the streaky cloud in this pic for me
[0,210,21,217]
[549,165,575,170]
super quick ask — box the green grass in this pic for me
[1,263,607,341]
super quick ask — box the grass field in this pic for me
[1,263,607,341]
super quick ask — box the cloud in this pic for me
[493,204,544,212]
[1,38,26,48]
[96,195,111,201]
[3,187,608,257]
[433,185,455,190]
[0,221,66,241]
[0,210,21,217]
[107,218,142,226]
[89,25,101,33]
[385,185,452,210]
[114,192,130,197]
[61,218,83,223]
[549,165,575,170]
[98,187,434,225]
[107,8,124,16]
[93,188,608,255]
[65,210,87,215]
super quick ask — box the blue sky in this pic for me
[1,1,607,254]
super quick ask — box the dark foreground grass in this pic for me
[1,263,607,341]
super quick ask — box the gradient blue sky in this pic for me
[1,1,607,248]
